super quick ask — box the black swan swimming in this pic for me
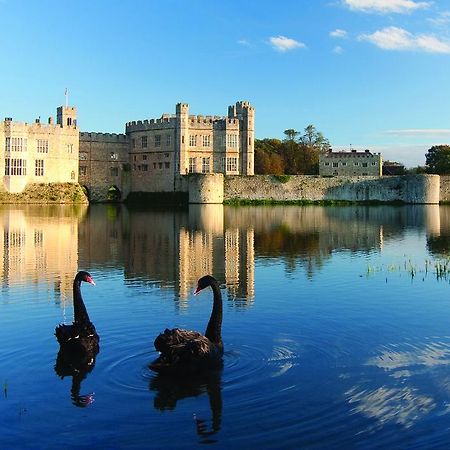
[55,271,99,356]
[149,275,223,374]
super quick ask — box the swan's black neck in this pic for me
[204,280,222,345]
[73,278,91,324]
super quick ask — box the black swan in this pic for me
[55,271,99,356]
[149,275,223,374]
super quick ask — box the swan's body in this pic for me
[55,271,99,356]
[150,275,223,374]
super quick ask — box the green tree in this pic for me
[425,145,450,174]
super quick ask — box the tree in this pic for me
[425,145,450,174]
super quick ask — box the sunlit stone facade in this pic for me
[0,107,79,193]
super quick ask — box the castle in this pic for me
[0,101,255,200]
[0,106,79,193]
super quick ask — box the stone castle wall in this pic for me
[79,132,130,201]
[224,175,440,204]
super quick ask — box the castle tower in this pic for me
[232,101,254,175]
[57,106,77,128]
[176,103,189,174]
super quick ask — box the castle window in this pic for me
[9,137,27,152]
[226,157,238,172]
[354,162,359,166]
[189,135,197,147]
[133,155,137,161]
[332,162,338,168]
[202,135,210,147]
[80,152,87,160]
[182,136,185,144]
[324,162,330,166]
[142,164,148,171]
[249,137,252,145]
[362,162,368,168]
[342,162,347,166]
[110,167,119,177]
[141,136,147,148]
[132,138,136,148]
[142,154,147,161]
[66,144,73,153]
[158,162,163,169]
[371,162,377,166]
[35,159,44,176]
[202,157,210,173]
[67,117,72,126]
[37,139,48,153]
[227,134,238,148]
[165,162,170,169]
[189,157,196,173]
[79,166,87,176]
[110,152,118,160]
[155,135,161,147]
[5,158,27,176]
[166,134,171,146]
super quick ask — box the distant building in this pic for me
[0,106,79,193]
[383,160,405,176]
[319,149,382,176]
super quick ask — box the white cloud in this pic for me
[343,0,430,14]
[269,36,306,52]
[428,11,450,26]
[333,45,344,54]
[237,39,250,46]
[384,129,450,137]
[330,29,348,38]
[359,27,450,53]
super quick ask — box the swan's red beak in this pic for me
[87,276,96,286]
[194,285,202,296]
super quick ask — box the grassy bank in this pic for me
[0,183,89,204]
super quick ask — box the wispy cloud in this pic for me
[237,39,250,47]
[333,45,344,54]
[343,0,430,14]
[269,36,306,52]
[330,29,348,39]
[428,11,450,26]
[359,27,450,53]
[384,129,450,137]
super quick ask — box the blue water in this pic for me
[1,203,450,449]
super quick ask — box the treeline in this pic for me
[255,125,331,175]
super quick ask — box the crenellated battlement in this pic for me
[80,131,128,142]
[126,115,177,132]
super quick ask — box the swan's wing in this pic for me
[154,328,212,358]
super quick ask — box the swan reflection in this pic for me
[149,369,223,443]
[54,346,98,408]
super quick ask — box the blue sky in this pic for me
[1,0,450,167]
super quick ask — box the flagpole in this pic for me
[65,88,69,107]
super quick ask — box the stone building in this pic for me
[319,149,382,177]
[79,101,255,200]
[0,106,79,193]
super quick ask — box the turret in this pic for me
[57,106,77,128]
[176,103,189,174]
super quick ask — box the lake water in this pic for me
[2,203,450,449]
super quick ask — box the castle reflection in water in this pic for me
[0,203,446,305]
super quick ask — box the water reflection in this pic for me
[54,346,98,408]
[0,203,447,304]
[149,369,222,443]
[0,204,87,301]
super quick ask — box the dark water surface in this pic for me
[2,203,450,449]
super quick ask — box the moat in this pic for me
[2,203,450,448]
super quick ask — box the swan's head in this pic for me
[76,271,96,286]
[194,275,217,295]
